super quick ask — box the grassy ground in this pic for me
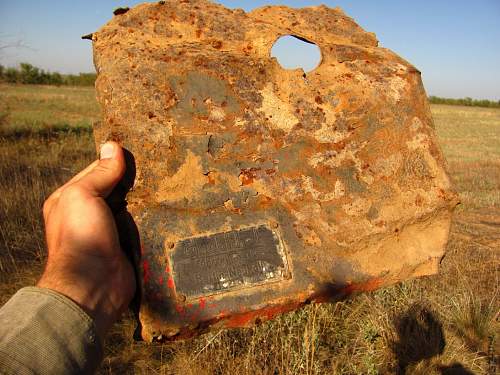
[0,84,98,134]
[0,84,498,374]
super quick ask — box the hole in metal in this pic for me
[271,35,321,73]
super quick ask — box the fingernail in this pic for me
[100,142,115,159]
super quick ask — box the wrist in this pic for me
[37,258,124,341]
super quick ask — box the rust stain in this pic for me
[239,168,260,186]
[224,301,303,328]
[344,277,385,294]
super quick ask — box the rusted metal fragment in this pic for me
[91,0,458,342]
[113,7,130,16]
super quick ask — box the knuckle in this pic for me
[42,198,52,217]
[61,184,88,201]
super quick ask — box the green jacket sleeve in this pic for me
[0,287,103,375]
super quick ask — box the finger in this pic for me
[44,160,100,214]
[75,142,126,198]
[51,160,100,198]
[64,160,100,187]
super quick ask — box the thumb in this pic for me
[76,142,126,198]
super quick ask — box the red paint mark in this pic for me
[175,305,185,314]
[224,302,302,328]
[158,276,164,285]
[344,278,384,294]
[165,264,171,273]
[190,314,200,322]
[167,277,175,289]
[217,309,231,319]
[198,297,206,310]
[142,260,151,284]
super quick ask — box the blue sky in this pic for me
[0,0,499,100]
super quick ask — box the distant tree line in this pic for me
[1,63,499,108]
[428,95,500,108]
[0,63,96,86]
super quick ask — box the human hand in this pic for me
[38,142,136,341]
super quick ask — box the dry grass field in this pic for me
[0,84,498,374]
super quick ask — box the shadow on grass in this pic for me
[391,303,474,375]
[437,363,475,375]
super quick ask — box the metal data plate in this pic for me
[171,225,288,299]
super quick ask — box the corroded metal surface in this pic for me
[91,0,458,341]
